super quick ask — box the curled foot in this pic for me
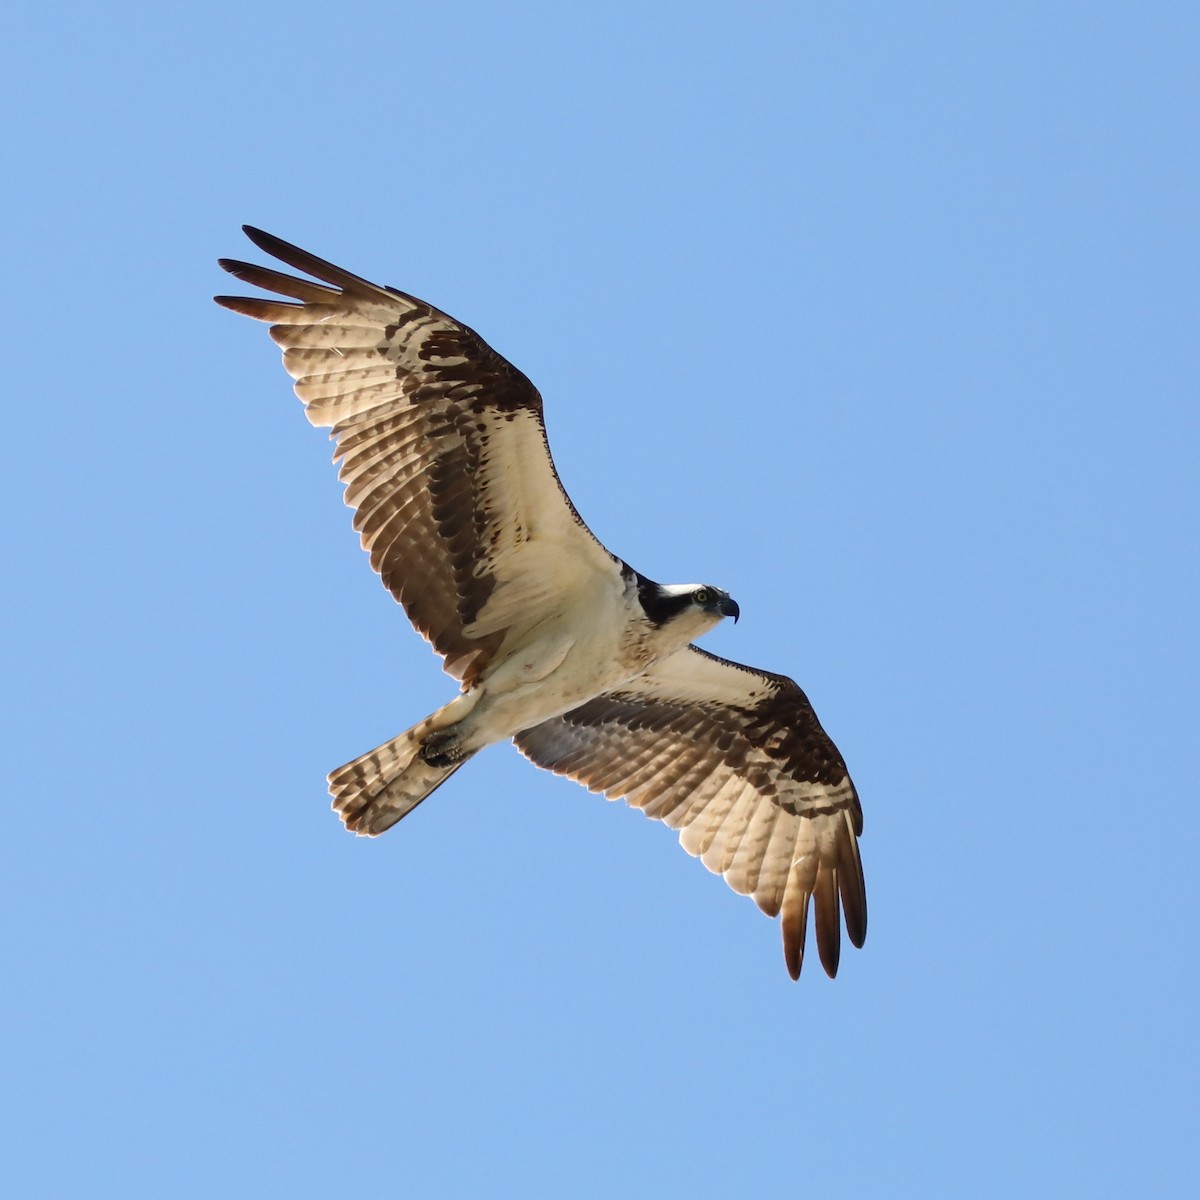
[419,728,467,769]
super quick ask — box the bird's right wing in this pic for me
[216,227,622,686]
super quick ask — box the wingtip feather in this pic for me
[813,867,843,978]
[234,225,382,297]
[213,294,292,321]
[781,888,808,980]
[839,817,868,951]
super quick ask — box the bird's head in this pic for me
[690,584,740,624]
[638,579,740,638]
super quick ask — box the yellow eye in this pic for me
[694,588,711,605]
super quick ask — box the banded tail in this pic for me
[329,724,470,836]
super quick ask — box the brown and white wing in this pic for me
[513,645,865,979]
[215,227,620,685]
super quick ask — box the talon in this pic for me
[420,730,462,768]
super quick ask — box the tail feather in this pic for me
[329,727,470,836]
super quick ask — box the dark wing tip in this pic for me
[843,888,868,951]
[216,256,270,281]
[781,861,864,981]
[813,867,843,978]
[781,891,809,981]
[231,225,379,297]
[241,224,287,255]
[785,945,803,982]
[213,294,306,322]
[241,226,325,268]
[840,835,868,951]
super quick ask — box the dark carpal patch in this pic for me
[744,683,854,792]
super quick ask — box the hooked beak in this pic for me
[720,596,740,624]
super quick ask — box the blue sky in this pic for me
[3,2,1197,1196]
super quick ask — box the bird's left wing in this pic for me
[513,645,865,978]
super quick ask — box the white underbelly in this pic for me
[468,623,636,742]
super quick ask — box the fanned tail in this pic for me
[329,724,470,836]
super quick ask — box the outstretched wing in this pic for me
[216,227,620,685]
[513,645,865,978]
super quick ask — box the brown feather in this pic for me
[514,645,865,979]
[812,866,843,978]
[838,814,869,949]
[781,876,810,981]
[216,227,616,687]
[216,259,340,303]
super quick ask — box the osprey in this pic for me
[216,227,866,979]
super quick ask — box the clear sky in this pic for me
[3,2,1197,1196]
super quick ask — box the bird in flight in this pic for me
[215,227,865,978]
